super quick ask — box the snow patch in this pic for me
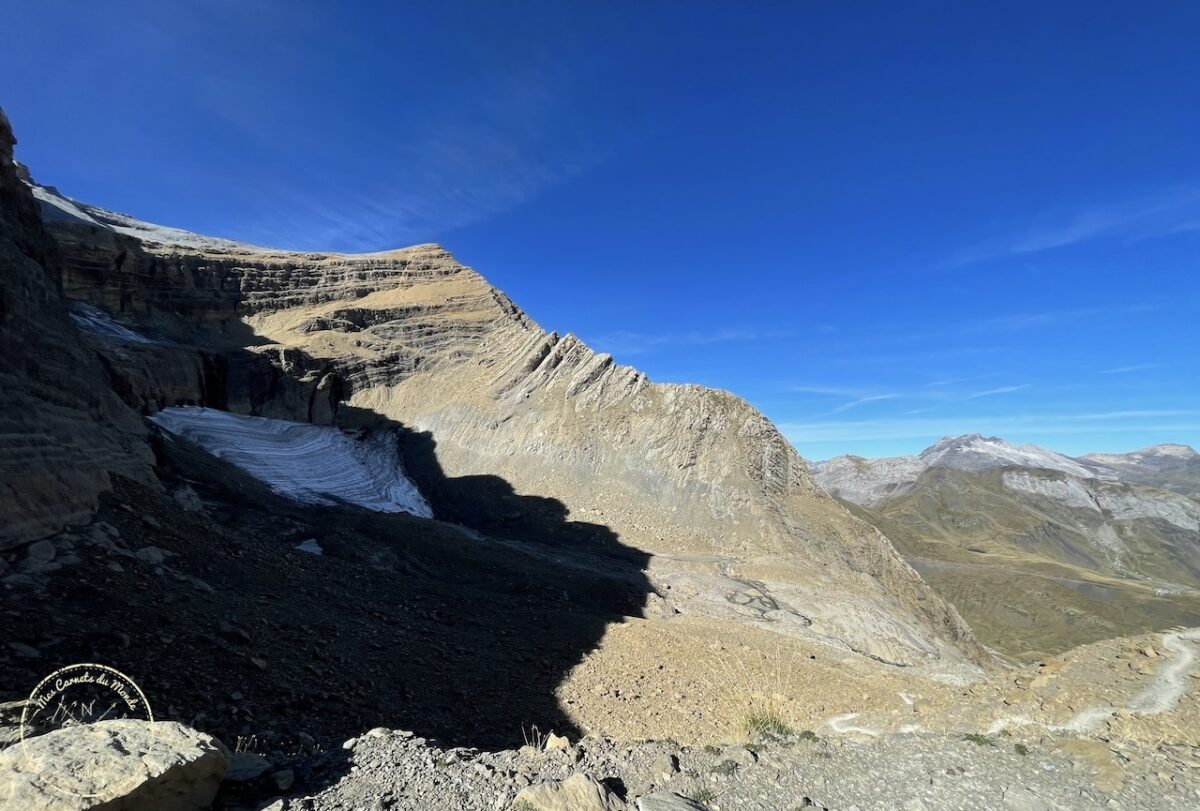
[921,434,1097,478]
[68,302,157,345]
[30,184,102,227]
[150,407,433,517]
[27,180,270,252]
[295,539,324,556]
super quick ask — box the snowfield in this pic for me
[150,407,433,518]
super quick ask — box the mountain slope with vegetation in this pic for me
[814,436,1200,659]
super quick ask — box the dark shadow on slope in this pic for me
[0,223,655,806]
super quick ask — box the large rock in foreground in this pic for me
[514,772,626,810]
[0,720,228,810]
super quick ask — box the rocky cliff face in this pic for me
[13,171,978,666]
[0,109,153,548]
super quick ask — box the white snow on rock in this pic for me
[68,302,157,344]
[295,538,324,555]
[150,407,433,517]
[30,183,103,227]
[919,434,1100,479]
[27,180,271,252]
[22,173,442,258]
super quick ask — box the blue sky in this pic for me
[5,1,1198,459]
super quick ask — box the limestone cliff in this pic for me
[0,108,153,548]
[16,142,979,665]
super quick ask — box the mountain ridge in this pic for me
[812,433,1200,507]
[2,120,979,671]
[812,433,1200,658]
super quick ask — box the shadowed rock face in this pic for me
[12,143,978,665]
[0,109,153,549]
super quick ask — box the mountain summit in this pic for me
[917,434,1100,479]
[812,433,1200,657]
[812,433,1112,508]
[0,109,979,682]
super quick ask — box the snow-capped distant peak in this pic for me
[918,434,1097,478]
[1137,444,1199,459]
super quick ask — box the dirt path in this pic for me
[1128,627,1200,715]
[1056,627,1200,733]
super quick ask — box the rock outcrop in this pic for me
[0,719,229,810]
[0,108,154,549]
[9,121,978,665]
[514,772,625,810]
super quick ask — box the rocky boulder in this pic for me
[636,793,710,811]
[513,773,625,810]
[0,719,229,810]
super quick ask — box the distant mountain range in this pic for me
[813,434,1200,505]
[811,435,1200,659]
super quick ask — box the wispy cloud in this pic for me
[790,377,1039,417]
[119,2,623,251]
[963,384,1031,400]
[238,110,606,250]
[925,373,996,387]
[947,187,1200,268]
[789,384,870,397]
[1099,363,1161,375]
[959,305,1158,336]
[825,393,900,415]
[590,327,791,356]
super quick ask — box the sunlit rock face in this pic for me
[151,406,432,517]
[15,152,981,668]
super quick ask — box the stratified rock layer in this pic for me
[19,150,977,664]
[0,109,153,549]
